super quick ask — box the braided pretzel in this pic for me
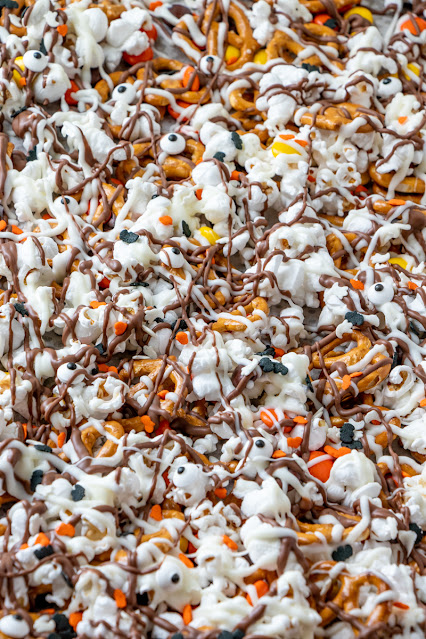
[81,420,124,458]
[311,332,391,394]
[212,297,269,332]
[311,561,392,627]
[369,164,425,194]
[266,24,343,70]
[300,103,372,132]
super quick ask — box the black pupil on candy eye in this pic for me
[382,78,391,84]
[255,440,265,448]
[169,134,177,141]
[171,573,180,583]
[177,466,185,473]
[172,248,180,254]
[67,363,77,370]
[14,615,23,620]
[375,283,384,291]
[206,56,214,62]
[117,85,126,93]
[34,52,42,59]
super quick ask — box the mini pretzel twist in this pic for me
[296,518,369,545]
[300,0,360,12]
[94,71,135,103]
[300,103,372,132]
[212,297,269,332]
[266,24,343,70]
[81,420,125,458]
[369,164,425,194]
[132,138,205,180]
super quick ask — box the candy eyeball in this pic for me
[377,76,402,99]
[173,463,203,488]
[23,50,48,73]
[0,614,30,638]
[368,280,394,306]
[112,83,137,104]
[156,558,184,590]
[57,196,79,214]
[159,246,185,269]
[57,362,85,384]
[249,438,273,459]
[199,54,222,75]
[160,133,186,155]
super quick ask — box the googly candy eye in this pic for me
[23,50,48,73]
[0,614,30,638]
[58,195,79,214]
[173,463,203,488]
[159,246,185,268]
[199,54,222,74]
[367,281,394,306]
[156,559,184,590]
[377,76,402,99]
[249,438,273,459]
[112,83,137,104]
[57,362,85,384]
[160,133,186,155]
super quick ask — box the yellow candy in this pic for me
[404,63,421,80]
[225,45,240,64]
[12,56,25,85]
[200,226,220,244]
[254,49,267,65]
[389,257,408,270]
[179,537,188,552]
[344,6,373,23]
[271,141,301,157]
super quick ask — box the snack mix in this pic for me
[2,0,426,636]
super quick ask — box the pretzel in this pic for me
[94,72,135,103]
[369,164,425,194]
[300,103,373,132]
[90,0,125,21]
[81,420,124,458]
[212,297,269,332]
[296,518,369,545]
[132,138,205,180]
[311,331,391,394]
[0,0,30,37]
[300,0,360,11]
[266,24,343,70]
[89,183,125,228]
[326,231,363,269]
[311,561,392,627]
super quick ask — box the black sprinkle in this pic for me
[119,229,139,244]
[14,303,28,317]
[91,367,98,375]
[47,634,61,639]
[345,311,364,326]
[409,522,424,545]
[130,281,149,287]
[332,544,353,561]
[26,148,37,162]
[259,357,274,373]
[232,631,245,639]
[182,220,191,237]
[137,591,149,605]
[257,346,275,357]
[35,444,52,453]
[67,362,77,370]
[95,343,105,355]
[305,375,314,392]
[34,545,54,560]
[347,440,363,450]
[218,632,234,639]
[409,321,426,339]
[61,570,74,588]
[39,38,47,55]
[325,18,337,28]
[171,634,184,639]
[30,469,43,491]
[213,151,225,162]
[54,613,75,637]
[231,131,242,150]
[273,362,289,376]
[11,106,27,119]
[302,62,320,72]
[340,423,355,443]
[0,0,19,7]
[391,350,400,370]
[71,485,85,501]
[170,319,187,331]
[153,317,163,323]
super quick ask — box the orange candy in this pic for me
[57,24,68,36]
[308,451,333,482]
[350,278,364,290]
[246,580,269,606]
[179,553,194,568]
[0,221,6,231]
[159,215,173,225]
[182,604,192,624]
[182,66,200,91]
[69,613,82,630]
[55,523,75,537]
[260,409,278,427]
[114,321,127,335]
[222,535,238,550]
[140,415,155,433]
[150,504,162,521]
[57,432,66,448]
[114,589,127,609]
[324,445,351,458]
[176,331,189,345]
[214,487,227,499]
[35,532,50,546]
[400,16,426,34]
[287,437,302,448]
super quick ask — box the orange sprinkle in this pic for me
[214,487,227,499]
[350,371,363,378]
[222,535,238,551]
[108,366,118,374]
[260,409,278,427]
[388,198,406,205]
[279,134,294,140]
[272,450,286,458]
[114,321,127,336]
[401,471,411,478]
[140,415,155,433]
[90,301,106,309]
[324,445,351,458]
[69,613,82,631]
[176,331,188,345]
[40,609,55,615]
[307,175,316,183]
[57,24,68,36]
[371,419,381,425]
[20,543,29,550]
[19,77,26,87]
[342,375,352,390]
[11,225,23,235]
[55,523,75,537]
[274,348,285,357]
[394,602,409,610]
[114,589,127,609]
[308,451,333,482]
[57,432,66,448]
[408,281,418,290]
[350,279,364,290]
[0,221,6,231]
[287,436,303,448]
[195,188,203,200]
[157,390,168,399]
[159,215,173,225]
[149,0,162,8]
[183,604,192,625]
[398,116,407,124]
[295,139,308,147]
[150,504,162,521]
[293,415,307,424]
[22,423,27,438]
[182,66,200,91]
[98,364,109,372]
[247,580,268,606]
[230,170,242,181]
[99,277,110,289]
[179,553,194,568]
[35,533,50,547]
[227,56,239,65]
